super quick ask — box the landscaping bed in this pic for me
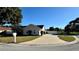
[0,36,39,43]
[58,35,75,42]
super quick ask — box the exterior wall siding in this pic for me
[23,24,41,35]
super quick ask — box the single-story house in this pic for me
[0,26,12,33]
[23,24,46,35]
[0,24,46,36]
[46,31,58,34]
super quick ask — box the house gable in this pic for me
[23,24,45,35]
[23,24,42,30]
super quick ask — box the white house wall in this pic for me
[41,27,45,31]
[39,31,41,35]
[23,24,41,35]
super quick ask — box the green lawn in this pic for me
[0,36,39,43]
[58,35,75,42]
[70,32,79,35]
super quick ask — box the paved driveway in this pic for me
[20,34,66,44]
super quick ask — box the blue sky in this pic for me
[21,7,79,29]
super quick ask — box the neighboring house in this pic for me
[46,31,58,34]
[0,26,12,33]
[23,24,46,35]
[0,24,46,36]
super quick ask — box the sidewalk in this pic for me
[63,36,79,45]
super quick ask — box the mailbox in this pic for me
[13,32,17,43]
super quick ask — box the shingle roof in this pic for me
[0,27,12,30]
[19,26,26,28]
[37,25,44,29]
[0,25,44,30]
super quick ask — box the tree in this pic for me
[64,17,79,34]
[15,26,23,35]
[0,7,22,32]
[64,25,71,34]
[54,27,60,31]
[49,27,54,31]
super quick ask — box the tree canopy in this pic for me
[48,27,54,31]
[0,7,22,26]
[64,17,79,34]
[48,27,61,31]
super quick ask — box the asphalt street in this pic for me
[0,43,79,51]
